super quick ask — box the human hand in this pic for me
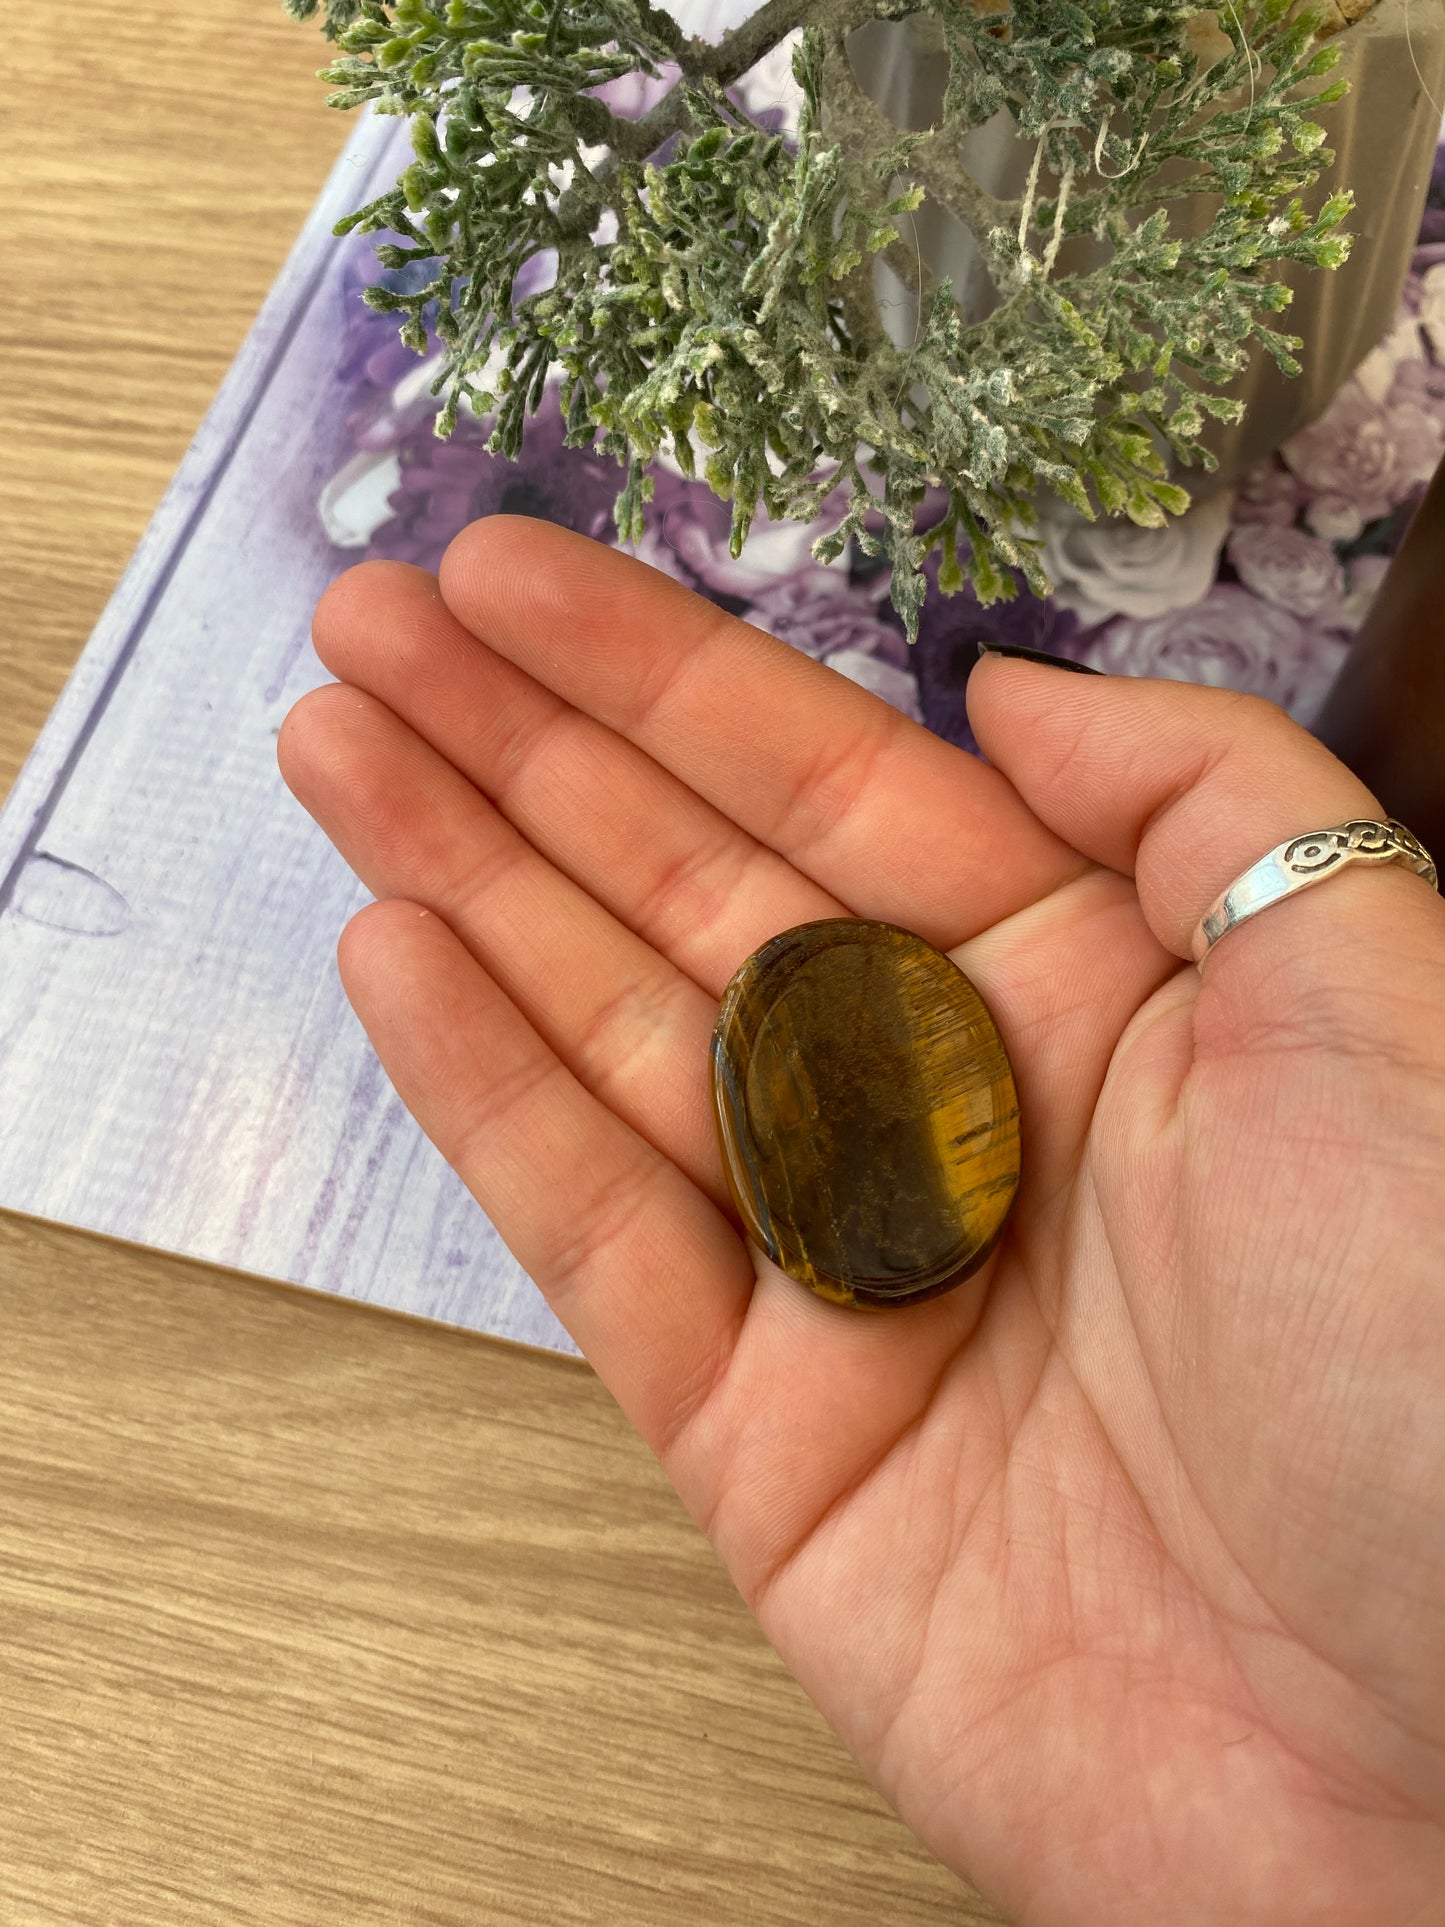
[277,517,1445,1927]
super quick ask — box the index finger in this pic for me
[437,516,1084,948]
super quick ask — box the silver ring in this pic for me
[1191,818,1439,964]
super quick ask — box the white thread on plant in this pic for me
[1092,112,1116,177]
[1040,163,1075,280]
[902,200,924,353]
[1091,109,1149,181]
[1225,0,1259,126]
[890,201,925,413]
[1017,127,1049,272]
[1405,0,1444,123]
[1018,119,1074,274]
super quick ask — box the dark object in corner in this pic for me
[1315,453,1445,857]
[976,640,1104,675]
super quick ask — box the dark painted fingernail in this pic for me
[975,639,1103,674]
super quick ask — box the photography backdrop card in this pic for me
[1,31,1441,1348]
[0,114,584,1347]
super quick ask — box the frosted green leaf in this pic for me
[291,0,1356,640]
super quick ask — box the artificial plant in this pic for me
[287,0,1356,640]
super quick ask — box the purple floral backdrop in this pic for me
[316,53,1445,757]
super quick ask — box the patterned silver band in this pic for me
[1191,818,1439,965]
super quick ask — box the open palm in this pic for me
[278,518,1445,1927]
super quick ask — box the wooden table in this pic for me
[0,8,994,1921]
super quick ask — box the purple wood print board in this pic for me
[0,114,581,1351]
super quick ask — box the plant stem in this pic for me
[611,0,820,160]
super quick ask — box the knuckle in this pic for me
[1217,687,1296,744]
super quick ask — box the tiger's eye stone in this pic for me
[710,919,1020,1309]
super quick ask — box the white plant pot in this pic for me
[847,0,1445,496]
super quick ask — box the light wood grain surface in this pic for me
[0,6,994,1921]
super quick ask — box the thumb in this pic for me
[967,662,1444,982]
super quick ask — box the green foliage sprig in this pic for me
[288,0,1354,639]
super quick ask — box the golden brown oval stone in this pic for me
[710,919,1020,1309]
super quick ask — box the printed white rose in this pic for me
[731,30,804,135]
[819,647,924,719]
[658,0,757,37]
[1335,553,1392,633]
[620,522,700,590]
[1282,379,1440,541]
[1037,487,1234,628]
[655,483,849,597]
[1226,524,1346,621]
[318,449,405,549]
[1352,311,1427,405]
[1419,262,1445,362]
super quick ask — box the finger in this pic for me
[277,680,726,1201]
[966,662,1445,1002]
[290,585,1030,1464]
[435,516,1085,947]
[336,898,751,1464]
[309,561,843,993]
[341,896,1009,1605]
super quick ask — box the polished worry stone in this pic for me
[710,919,1020,1309]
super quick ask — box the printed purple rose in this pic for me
[1387,354,1445,431]
[592,64,678,119]
[1226,523,1346,621]
[338,230,423,386]
[1282,379,1440,541]
[596,6,798,137]
[739,578,921,719]
[337,229,452,454]
[1232,456,1307,529]
[909,565,1088,753]
[1091,582,1348,724]
[362,394,624,574]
